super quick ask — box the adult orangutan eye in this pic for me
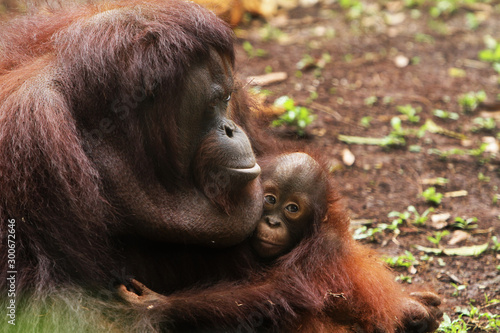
[264,195,276,205]
[285,204,299,213]
[224,94,231,103]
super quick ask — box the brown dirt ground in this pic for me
[233,2,500,331]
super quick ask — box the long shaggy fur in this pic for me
[0,4,236,330]
[140,157,408,332]
[0,1,438,332]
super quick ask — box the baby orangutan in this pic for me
[118,152,442,332]
[251,152,327,259]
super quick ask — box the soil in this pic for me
[233,2,500,331]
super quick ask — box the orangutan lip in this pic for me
[226,163,261,178]
[258,239,283,247]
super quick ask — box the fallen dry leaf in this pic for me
[444,190,468,198]
[430,212,450,230]
[448,230,471,246]
[247,72,288,86]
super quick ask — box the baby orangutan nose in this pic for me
[266,217,282,227]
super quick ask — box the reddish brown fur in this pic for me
[126,153,411,332]
[0,0,236,290]
[0,1,440,332]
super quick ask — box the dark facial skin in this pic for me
[178,49,260,178]
[89,49,262,246]
[251,153,327,259]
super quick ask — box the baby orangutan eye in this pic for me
[264,195,276,205]
[285,204,299,213]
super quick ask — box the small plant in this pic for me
[396,274,413,284]
[455,304,500,331]
[478,35,500,74]
[259,24,285,42]
[388,209,411,225]
[389,205,433,226]
[472,117,496,132]
[242,41,268,58]
[272,96,315,136]
[397,104,421,123]
[493,194,500,205]
[390,116,407,138]
[427,230,450,246]
[422,187,443,205]
[458,90,486,113]
[466,12,479,30]
[296,54,315,70]
[453,217,478,230]
[451,283,466,297]
[339,0,364,20]
[438,313,468,332]
[383,96,394,105]
[409,205,433,226]
[384,250,419,268]
[360,116,373,128]
[429,0,457,18]
[296,53,331,72]
[364,96,378,107]
[433,109,459,120]
[484,294,500,306]
[492,236,500,252]
[353,225,384,241]
[339,0,361,9]
[306,91,319,104]
[469,143,488,158]
[415,33,435,44]
[478,172,490,182]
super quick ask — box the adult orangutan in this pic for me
[118,152,442,332]
[0,1,441,332]
[0,0,261,330]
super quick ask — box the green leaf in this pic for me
[414,243,489,256]
[479,49,495,62]
[413,245,442,255]
[442,243,489,256]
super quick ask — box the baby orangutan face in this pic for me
[251,153,327,259]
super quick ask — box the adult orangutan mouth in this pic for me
[226,163,261,179]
